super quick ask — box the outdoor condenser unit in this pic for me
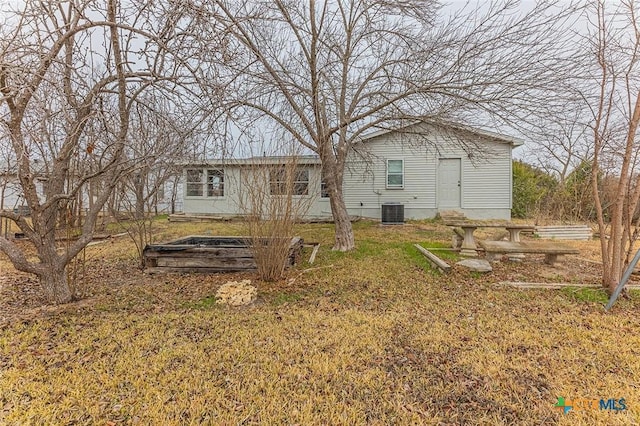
[381,202,404,225]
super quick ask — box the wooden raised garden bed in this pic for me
[143,235,304,274]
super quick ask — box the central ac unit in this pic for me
[381,202,404,225]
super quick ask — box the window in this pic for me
[207,169,224,197]
[387,159,404,188]
[270,167,309,195]
[293,169,309,195]
[321,179,330,198]
[186,169,203,196]
[320,171,330,198]
[269,168,286,195]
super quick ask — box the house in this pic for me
[0,174,23,212]
[181,122,523,221]
[0,170,45,214]
[0,162,182,217]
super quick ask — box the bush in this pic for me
[512,160,557,219]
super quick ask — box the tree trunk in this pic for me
[0,181,5,211]
[134,174,145,220]
[604,231,623,294]
[328,187,355,251]
[76,189,83,228]
[601,92,640,294]
[322,153,355,251]
[39,267,73,304]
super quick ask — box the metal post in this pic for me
[605,248,640,311]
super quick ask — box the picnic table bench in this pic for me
[478,240,579,266]
[446,221,535,257]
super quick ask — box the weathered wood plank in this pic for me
[498,281,599,289]
[143,235,303,273]
[305,243,320,264]
[145,266,256,274]
[143,248,255,258]
[156,257,257,269]
[166,236,250,246]
[498,281,640,289]
[414,244,451,273]
[168,214,231,222]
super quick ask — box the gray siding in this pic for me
[182,124,516,221]
[183,167,243,216]
[342,125,513,220]
[461,142,512,209]
[1,180,23,210]
[182,165,329,218]
[342,134,438,219]
[1,178,44,211]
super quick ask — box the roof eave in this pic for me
[360,120,524,146]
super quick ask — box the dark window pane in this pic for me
[186,169,203,196]
[388,174,403,186]
[207,169,224,197]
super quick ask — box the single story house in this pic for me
[0,172,44,214]
[1,166,182,216]
[181,121,523,221]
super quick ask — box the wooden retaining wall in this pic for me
[143,236,303,273]
[534,225,593,240]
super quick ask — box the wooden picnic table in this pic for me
[445,221,535,257]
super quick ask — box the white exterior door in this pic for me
[438,158,461,209]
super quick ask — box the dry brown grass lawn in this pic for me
[1,218,639,425]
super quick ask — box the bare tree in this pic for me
[525,107,592,186]
[238,142,317,281]
[0,0,206,303]
[0,140,17,238]
[111,94,196,267]
[584,0,640,292]
[0,138,16,212]
[118,95,194,217]
[203,0,578,250]
[521,111,602,222]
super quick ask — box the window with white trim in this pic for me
[186,169,203,196]
[207,169,224,197]
[386,159,404,188]
[270,167,309,195]
[320,172,330,198]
